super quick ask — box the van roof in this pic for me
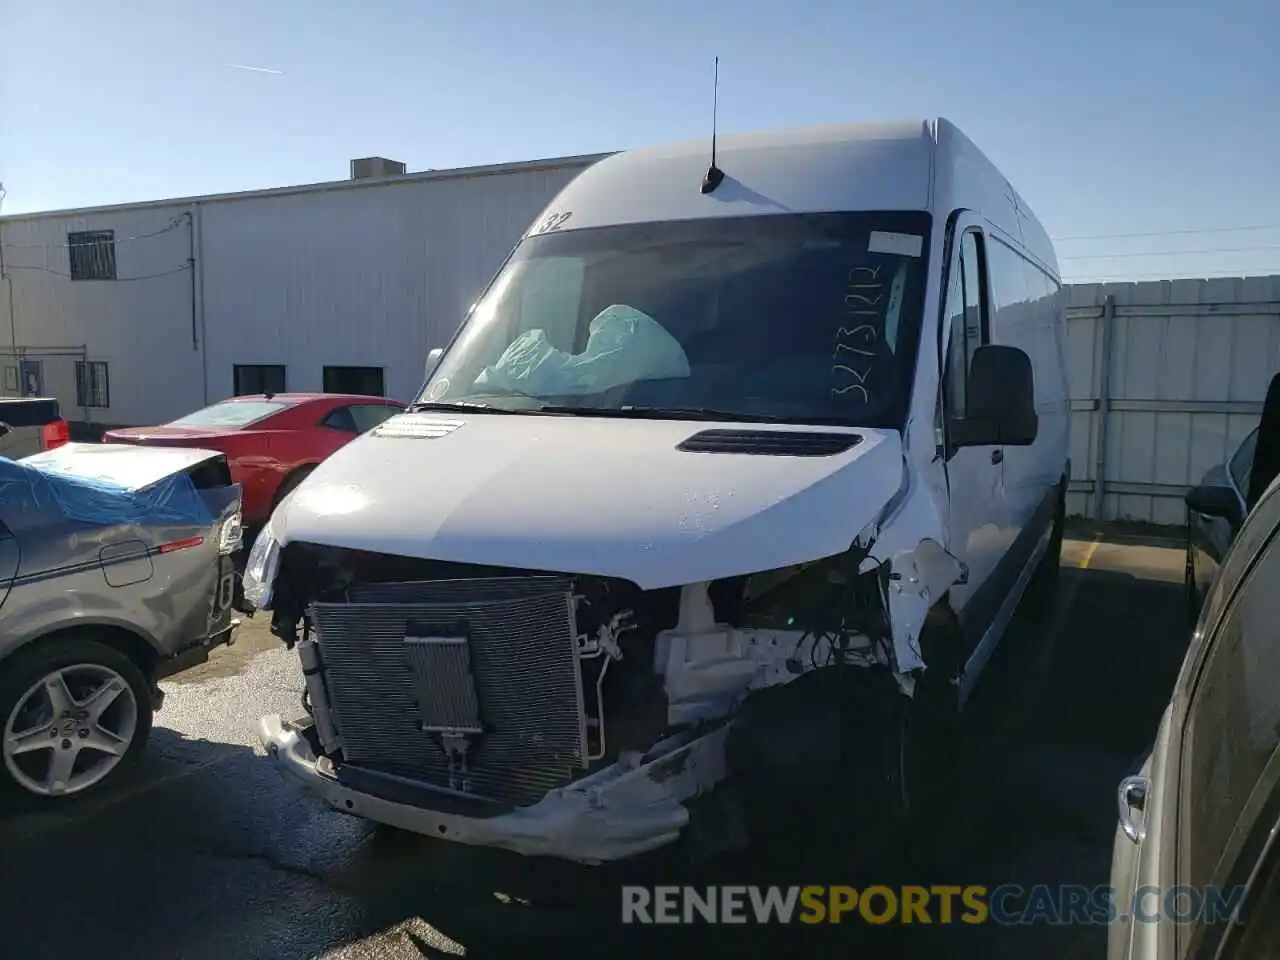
[531,118,1057,275]
[540,119,933,232]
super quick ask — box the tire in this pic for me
[724,666,939,878]
[898,656,962,855]
[0,637,153,806]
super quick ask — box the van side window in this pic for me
[944,231,988,418]
[987,237,1031,322]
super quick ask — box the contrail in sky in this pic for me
[226,63,284,75]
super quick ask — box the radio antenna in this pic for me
[700,57,725,194]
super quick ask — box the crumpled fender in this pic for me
[856,457,967,678]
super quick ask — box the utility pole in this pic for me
[0,181,16,353]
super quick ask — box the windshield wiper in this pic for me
[408,401,863,427]
[407,386,553,413]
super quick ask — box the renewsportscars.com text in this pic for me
[621,884,1247,926]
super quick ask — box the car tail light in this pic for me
[218,510,244,556]
[41,419,70,450]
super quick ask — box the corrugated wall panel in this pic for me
[199,163,588,404]
[1065,285,1101,516]
[0,206,203,426]
[1067,275,1280,523]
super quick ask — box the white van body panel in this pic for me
[528,120,935,232]
[253,117,1069,863]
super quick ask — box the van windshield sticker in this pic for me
[868,231,923,258]
[883,262,906,347]
[528,211,573,237]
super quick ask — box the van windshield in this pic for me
[420,211,933,428]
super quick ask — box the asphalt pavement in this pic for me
[0,529,1192,959]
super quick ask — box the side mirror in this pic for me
[1185,483,1242,526]
[949,344,1039,448]
[0,422,10,438]
[424,347,444,380]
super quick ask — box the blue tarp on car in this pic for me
[0,455,213,527]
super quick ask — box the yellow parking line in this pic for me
[1079,535,1102,570]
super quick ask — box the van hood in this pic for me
[273,412,905,590]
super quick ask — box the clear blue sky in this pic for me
[2,0,1278,282]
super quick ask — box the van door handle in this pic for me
[1118,775,1150,844]
[990,449,1004,465]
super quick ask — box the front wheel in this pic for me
[898,661,963,851]
[0,638,153,804]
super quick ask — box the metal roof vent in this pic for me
[350,157,407,180]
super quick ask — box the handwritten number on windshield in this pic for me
[832,266,882,403]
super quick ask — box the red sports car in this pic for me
[103,393,406,530]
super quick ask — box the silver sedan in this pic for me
[0,443,242,803]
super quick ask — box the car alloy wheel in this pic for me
[3,663,140,798]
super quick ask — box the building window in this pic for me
[75,361,110,408]
[323,366,385,397]
[233,364,287,396]
[2,366,17,394]
[19,360,43,397]
[67,230,117,281]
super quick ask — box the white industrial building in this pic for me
[0,152,607,432]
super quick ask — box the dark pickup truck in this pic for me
[0,398,70,459]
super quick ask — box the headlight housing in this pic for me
[241,516,282,610]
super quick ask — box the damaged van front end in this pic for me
[245,118,1073,866]
[248,413,965,864]
[245,121,1028,864]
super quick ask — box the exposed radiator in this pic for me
[309,576,586,807]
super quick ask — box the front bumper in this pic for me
[257,713,730,864]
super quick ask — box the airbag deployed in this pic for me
[0,456,213,527]
[472,304,691,396]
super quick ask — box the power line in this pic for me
[0,216,187,250]
[0,263,192,281]
[1063,267,1280,282]
[1053,224,1280,242]
[1060,243,1280,261]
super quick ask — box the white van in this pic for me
[248,118,1070,865]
